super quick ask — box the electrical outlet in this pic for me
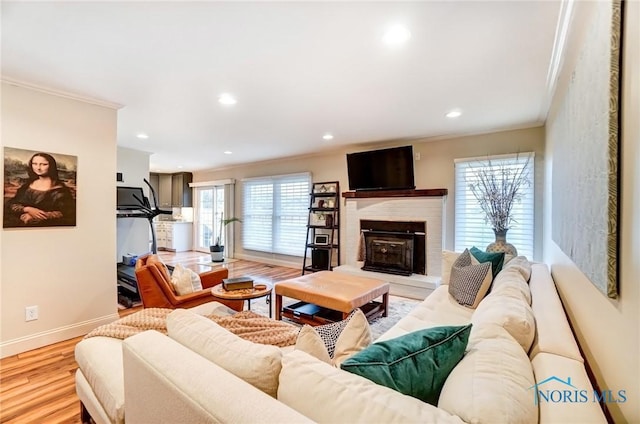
[25,305,38,321]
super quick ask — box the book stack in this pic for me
[222,277,254,291]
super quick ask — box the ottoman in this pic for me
[274,271,389,326]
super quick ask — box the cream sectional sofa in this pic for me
[76,260,607,423]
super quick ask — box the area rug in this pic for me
[248,295,420,341]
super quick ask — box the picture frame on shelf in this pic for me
[314,234,330,245]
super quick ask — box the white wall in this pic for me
[0,82,119,357]
[195,126,545,266]
[116,146,152,261]
[543,2,639,422]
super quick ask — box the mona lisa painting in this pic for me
[3,147,77,228]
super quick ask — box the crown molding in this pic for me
[539,0,575,122]
[1,77,123,110]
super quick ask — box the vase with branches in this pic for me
[210,213,241,262]
[467,154,531,255]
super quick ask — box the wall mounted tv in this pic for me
[346,145,416,191]
[117,186,149,210]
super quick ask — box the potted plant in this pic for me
[210,214,241,262]
[467,154,531,255]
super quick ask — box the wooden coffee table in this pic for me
[211,282,273,318]
[274,271,389,326]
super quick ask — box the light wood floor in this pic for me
[0,252,302,424]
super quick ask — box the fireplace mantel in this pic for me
[342,188,447,199]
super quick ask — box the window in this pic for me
[242,173,311,257]
[454,153,534,259]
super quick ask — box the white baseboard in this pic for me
[235,253,302,270]
[0,313,120,358]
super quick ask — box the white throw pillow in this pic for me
[295,309,371,367]
[170,263,203,295]
[438,324,538,424]
[166,309,282,397]
[441,250,461,285]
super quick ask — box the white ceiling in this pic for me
[1,1,562,172]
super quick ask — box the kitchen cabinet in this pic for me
[171,172,193,207]
[149,173,160,207]
[158,174,173,208]
[156,221,193,252]
[152,172,193,208]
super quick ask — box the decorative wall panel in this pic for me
[550,0,622,298]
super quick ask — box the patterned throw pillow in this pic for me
[295,309,371,367]
[448,249,493,308]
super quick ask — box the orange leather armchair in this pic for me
[134,254,243,311]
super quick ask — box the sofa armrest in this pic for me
[123,330,313,424]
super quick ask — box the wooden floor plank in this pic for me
[0,253,302,423]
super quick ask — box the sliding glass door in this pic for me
[194,186,225,252]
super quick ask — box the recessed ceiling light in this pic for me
[446,110,462,118]
[177,165,183,169]
[218,93,237,105]
[224,151,233,155]
[322,133,334,141]
[136,133,149,139]
[383,25,411,46]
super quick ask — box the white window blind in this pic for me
[454,154,534,259]
[242,173,311,257]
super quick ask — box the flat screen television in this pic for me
[117,186,148,210]
[346,145,415,191]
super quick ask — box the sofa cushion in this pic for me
[295,308,371,366]
[279,350,466,423]
[376,285,473,342]
[166,309,282,397]
[470,246,505,278]
[74,336,125,424]
[438,324,538,424]
[528,263,583,361]
[502,255,532,281]
[170,263,203,295]
[341,324,472,405]
[491,267,532,304]
[473,289,536,352]
[531,352,607,423]
[448,249,493,308]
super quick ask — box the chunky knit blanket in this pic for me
[84,308,299,347]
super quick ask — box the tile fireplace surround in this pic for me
[334,189,446,299]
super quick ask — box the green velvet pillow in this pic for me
[340,324,472,405]
[470,246,505,278]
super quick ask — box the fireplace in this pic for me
[361,220,426,276]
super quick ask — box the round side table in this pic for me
[211,282,273,318]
